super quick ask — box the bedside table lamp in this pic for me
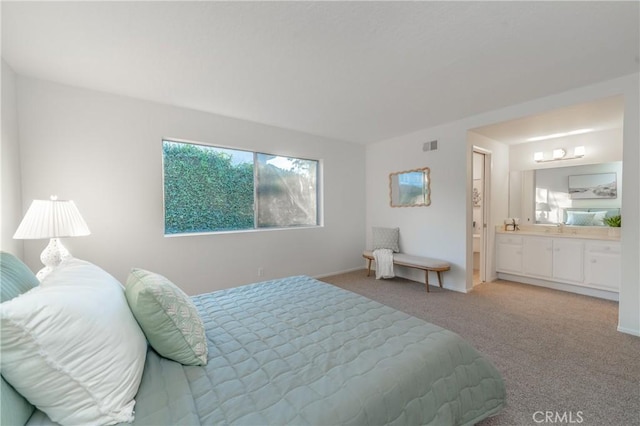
[13,195,91,281]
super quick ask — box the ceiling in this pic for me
[471,95,625,145]
[2,1,638,144]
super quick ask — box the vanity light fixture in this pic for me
[573,146,586,157]
[552,148,566,159]
[533,146,585,163]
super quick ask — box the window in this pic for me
[162,140,320,235]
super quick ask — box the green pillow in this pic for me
[0,252,38,426]
[1,251,39,303]
[125,268,208,366]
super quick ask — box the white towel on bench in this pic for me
[373,248,395,279]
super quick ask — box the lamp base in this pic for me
[36,238,71,281]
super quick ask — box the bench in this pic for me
[362,250,451,293]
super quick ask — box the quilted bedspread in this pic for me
[27,275,505,426]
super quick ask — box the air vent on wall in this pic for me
[423,140,438,152]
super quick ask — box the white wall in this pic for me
[16,77,366,295]
[620,79,640,336]
[365,123,509,292]
[367,73,639,336]
[1,60,23,258]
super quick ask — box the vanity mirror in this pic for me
[389,167,431,207]
[509,161,622,225]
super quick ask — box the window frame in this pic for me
[162,138,323,236]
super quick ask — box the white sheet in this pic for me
[373,248,395,279]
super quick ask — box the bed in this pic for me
[1,252,505,426]
[562,207,620,226]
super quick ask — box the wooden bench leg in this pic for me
[364,254,447,293]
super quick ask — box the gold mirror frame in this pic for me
[389,167,431,207]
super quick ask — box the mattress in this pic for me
[26,275,505,425]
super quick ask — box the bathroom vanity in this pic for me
[496,225,620,301]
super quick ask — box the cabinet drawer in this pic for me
[585,243,620,255]
[496,234,523,245]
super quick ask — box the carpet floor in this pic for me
[319,270,640,426]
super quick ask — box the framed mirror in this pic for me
[389,167,431,207]
[509,161,622,225]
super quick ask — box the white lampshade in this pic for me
[536,202,551,212]
[14,197,90,239]
[14,196,90,281]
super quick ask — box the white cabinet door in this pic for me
[496,231,620,297]
[496,235,523,274]
[585,242,621,291]
[552,239,584,283]
[523,237,553,278]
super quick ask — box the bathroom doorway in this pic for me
[472,149,490,286]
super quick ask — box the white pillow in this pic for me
[591,211,608,226]
[0,258,147,426]
[372,227,400,252]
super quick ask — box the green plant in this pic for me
[163,141,255,234]
[162,141,319,234]
[604,215,621,227]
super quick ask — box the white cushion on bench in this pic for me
[363,251,450,270]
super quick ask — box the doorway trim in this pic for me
[472,146,492,288]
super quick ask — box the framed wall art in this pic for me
[568,173,617,199]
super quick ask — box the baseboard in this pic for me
[314,266,364,279]
[497,273,619,301]
[617,325,640,337]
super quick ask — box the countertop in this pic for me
[495,224,621,241]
